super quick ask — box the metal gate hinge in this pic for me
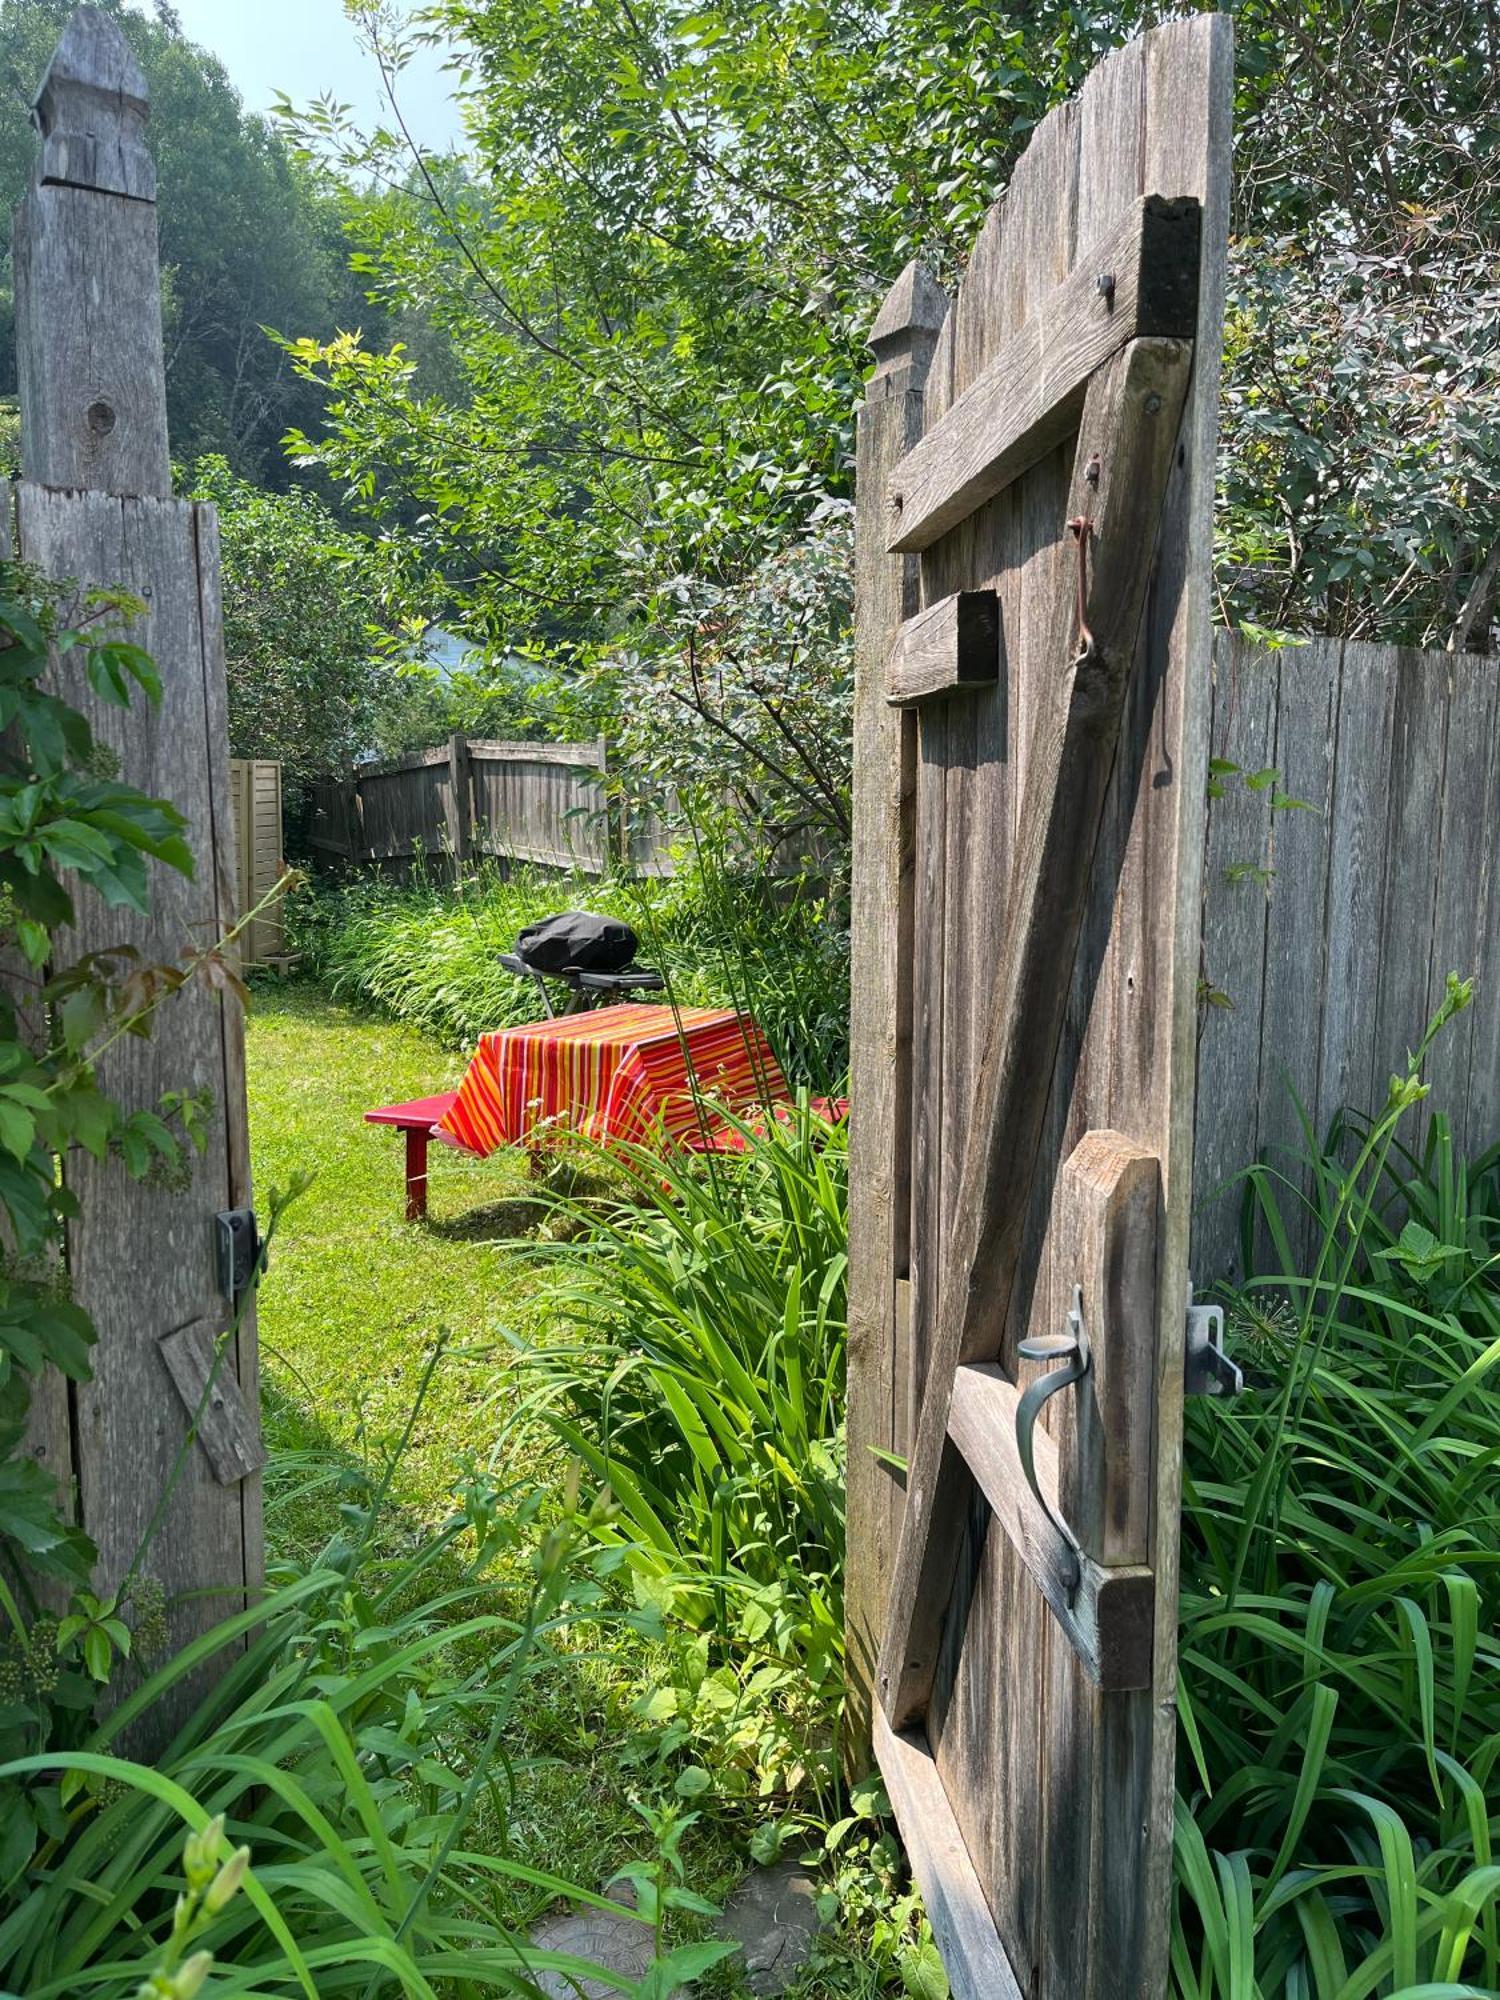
[216,1208,262,1309]
[1185,1283,1241,1398]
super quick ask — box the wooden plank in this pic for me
[1424,656,1496,1138]
[12,14,169,497]
[1372,648,1449,1134]
[1054,1129,1159,1565]
[885,591,1001,707]
[1193,635,1279,1282]
[1122,31,1234,1999]
[874,1713,1024,2000]
[878,334,1194,1733]
[1317,641,1399,1142]
[844,259,944,1774]
[932,101,1080,1965]
[158,1319,268,1486]
[887,197,1201,553]
[1253,641,1339,1269]
[15,483,257,1728]
[946,1366,1154,1689]
[467,738,611,766]
[446,732,473,863]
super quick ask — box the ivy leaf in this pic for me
[0,1098,35,1162]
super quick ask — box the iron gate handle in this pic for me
[1015,1286,1091,1601]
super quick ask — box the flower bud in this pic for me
[173,1949,213,1999]
[203,1845,250,1915]
[182,1814,224,1888]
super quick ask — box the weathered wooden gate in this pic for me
[846,19,1231,1997]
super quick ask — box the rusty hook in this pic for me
[1067,514,1095,659]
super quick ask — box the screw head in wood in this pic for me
[1095,271,1116,306]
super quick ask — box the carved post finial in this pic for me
[34,5,155,201]
[12,4,170,495]
[868,259,947,388]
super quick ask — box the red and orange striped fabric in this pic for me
[434,1003,787,1158]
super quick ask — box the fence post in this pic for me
[446,732,473,867]
[844,261,945,1775]
[9,6,263,1739]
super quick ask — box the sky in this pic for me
[135,0,466,153]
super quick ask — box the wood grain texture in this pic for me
[1192,634,1500,1288]
[875,1713,1024,2000]
[1054,1130,1160,1566]
[13,11,169,495]
[878,334,1193,1733]
[843,261,942,1775]
[887,197,1200,553]
[157,1319,268,1486]
[852,24,1232,2000]
[13,484,260,1733]
[886,591,1001,707]
[33,5,156,200]
[945,1364,1154,1689]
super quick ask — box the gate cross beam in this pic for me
[875,334,1193,1733]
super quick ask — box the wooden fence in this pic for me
[308,737,835,879]
[1195,633,1500,1281]
[310,735,623,875]
[228,757,286,965]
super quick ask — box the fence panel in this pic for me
[1193,633,1500,1281]
[468,738,612,871]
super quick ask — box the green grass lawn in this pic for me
[243,978,889,1996]
[245,979,552,1516]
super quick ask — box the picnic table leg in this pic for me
[404,1126,430,1221]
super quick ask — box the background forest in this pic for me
[0,0,1492,848]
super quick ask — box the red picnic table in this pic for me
[365,1004,789,1220]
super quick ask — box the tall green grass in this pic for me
[292,859,850,1090]
[1174,980,1500,1996]
[0,1350,732,1998]
[502,1105,849,1785]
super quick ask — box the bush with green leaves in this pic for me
[1173,977,1500,1996]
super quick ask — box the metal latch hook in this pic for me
[1015,1285,1091,1601]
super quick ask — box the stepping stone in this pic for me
[719,1859,823,1996]
[526,1906,658,1998]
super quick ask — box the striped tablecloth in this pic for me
[434,1003,787,1157]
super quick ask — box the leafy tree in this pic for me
[279,0,1500,655]
[193,456,409,806]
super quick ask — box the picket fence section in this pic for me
[1195,632,1500,1282]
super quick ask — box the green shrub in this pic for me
[291,859,850,1090]
[503,1104,848,1790]
[1174,979,1500,1996]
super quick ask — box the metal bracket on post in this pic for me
[1185,1284,1241,1398]
[215,1208,261,1310]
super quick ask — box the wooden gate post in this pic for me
[845,261,946,1772]
[11,7,264,1733]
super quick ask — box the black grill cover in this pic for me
[515,911,639,974]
